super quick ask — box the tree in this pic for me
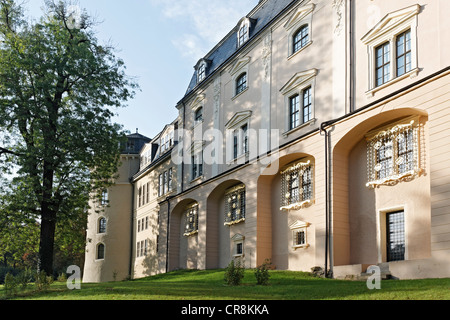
[0,0,138,275]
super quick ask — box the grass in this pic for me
[1,269,449,300]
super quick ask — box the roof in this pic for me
[183,0,296,99]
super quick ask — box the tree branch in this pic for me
[0,146,22,157]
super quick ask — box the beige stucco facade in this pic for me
[83,0,450,282]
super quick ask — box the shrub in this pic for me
[255,259,272,285]
[224,260,245,286]
[35,270,53,291]
[4,272,18,296]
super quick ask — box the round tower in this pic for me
[83,131,151,283]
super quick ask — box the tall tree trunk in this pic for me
[38,160,56,276]
[39,211,56,276]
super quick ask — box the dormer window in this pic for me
[237,18,252,47]
[238,24,248,47]
[195,59,210,84]
[198,63,206,82]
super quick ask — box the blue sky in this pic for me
[24,0,258,139]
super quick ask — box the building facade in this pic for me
[83,0,450,282]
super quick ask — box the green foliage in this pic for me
[254,259,272,285]
[4,272,17,296]
[35,270,53,292]
[0,0,137,275]
[224,260,245,286]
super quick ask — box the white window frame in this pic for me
[361,4,420,96]
[284,3,315,58]
[231,233,245,258]
[280,159,314,211]
[289,220,310,250]
[237,18,250,47]
[280,69,317,136]
[365,116,422,188]
[225,111,252,164]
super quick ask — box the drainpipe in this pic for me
[320,122,333,278]
[165,196,172,273]
[129,166,136,279]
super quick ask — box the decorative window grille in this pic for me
[183,203,199,237]
[280,160,313,211]
[366,118,421,188]
[224,184,246,226]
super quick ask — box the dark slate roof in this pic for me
[121,131,151,155]
[183,0,296,99]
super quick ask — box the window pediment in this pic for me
[229,56,251,76]
[284,3,315,31]
[361,4,420,45]
[289,220,311,230]
[225,111,252,129]
[280,69,317,95]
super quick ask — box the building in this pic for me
[83,0,450,283]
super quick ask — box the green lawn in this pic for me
[2,269,449,300]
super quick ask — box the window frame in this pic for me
[224,184,246,226]
[280,159,314,211]
[235,73,248,96]
[98,217,107,234]
[96,243,105,260]
[280,69,317,136]
[289,220,311,250]
[293,24,309,54]
[183,203,199,237]
[366,116,422,188]
[361,5,420,96]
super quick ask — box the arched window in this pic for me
[236,73,247,95]
[293,25,309,54]
[97,243,105,260]
[98,217,106,234]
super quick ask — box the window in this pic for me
[101,190,108,206]
[158,169,174,196]
[97,243,105,260]
[224,184,246,226]
[136,240,148,258]
[289,94,300,130]
[386,211,405,262]
[303,87,312,125]
[293,25,309,54]
[375,42,390,87]
[198,63,206,83]
[289,86,312,129]
[280,160,313,211]
[168,168,173,192]
[238,24,248,47]
[289,220,310,250]
[361,5,420,94]
[158,174,164,197]
[366,117,421,188]
[98,217,106,234]
[194,107,203,124]
[236,73,247,95]
[396,29,411,77]
[183,203,199,237]
[231,233,245,258]
[191,151,203,180]
[280,69,317,134]
[232,124,248,159]
[225,111,252,163]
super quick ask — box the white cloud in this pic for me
[150,0,258,60]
